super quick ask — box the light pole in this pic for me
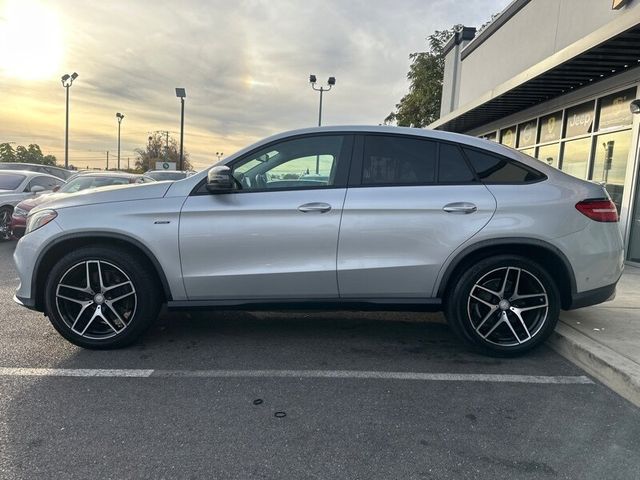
[309,75,336,127]
[215,151,223,162]
[61,72,78,169]
[116,112,124,170]
[176,88,186,171]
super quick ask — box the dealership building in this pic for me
[432,0,640,264]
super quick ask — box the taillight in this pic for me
[575,199,618,222]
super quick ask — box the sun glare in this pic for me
[0,0,64,80]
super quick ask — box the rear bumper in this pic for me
[568,282,617,310]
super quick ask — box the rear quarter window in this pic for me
[462,148,545,184]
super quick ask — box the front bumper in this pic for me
[13,219,63,312]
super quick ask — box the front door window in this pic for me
[231,135,345,191]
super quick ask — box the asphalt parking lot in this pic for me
[0,240,639,479]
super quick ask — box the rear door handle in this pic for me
[443,202,477,214]
[298,202,332,213]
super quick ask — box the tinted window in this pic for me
[0,173,26,190]
[362,136,436,185]
[438,144,475,183]
[463,148,544,183]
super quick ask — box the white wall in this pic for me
[457,0,640,107]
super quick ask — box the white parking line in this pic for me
[0,367,593,384]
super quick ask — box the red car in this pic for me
[11,172,154,238]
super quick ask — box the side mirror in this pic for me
[206,166,234,192]
[30,185,45,193]
[52,185,61,192]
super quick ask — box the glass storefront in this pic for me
[561,138,591,179]
[536,143,560,168]
[592,131,630,211]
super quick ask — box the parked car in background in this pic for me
[12,126,624,354]
[10,171,155,238]
[0,170,65,240]
[144,170,194,181]
[0,162,73,180]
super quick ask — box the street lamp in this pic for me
[176,88,186,171]
[116,112,125,170]
[215,151,223,162]
[309,75,336,127]
[61,72,78,169]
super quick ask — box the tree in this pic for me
[134,132,192,172]
[384,26,459,128]
[0,142,57,165]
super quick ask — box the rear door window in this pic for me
[362,135,436,185]
[438,143,476,183]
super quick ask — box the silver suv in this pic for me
[13,126,624,355]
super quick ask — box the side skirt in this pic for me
[166,297,442,312]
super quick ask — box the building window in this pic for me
[564,101,595,138]
[483,132,497,142]
[538,112,562,143]
[520,147,535,157]
[597,88,635,131]
[536,143,559,168]
[592,130,631,211]
[500,126,517,148]
[561,138,592,179]
[517,120,537,148]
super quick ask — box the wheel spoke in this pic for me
[56,289,92,305]
[97,261,106,291]
[105,302,128,329]
[71,302,95,332]
[503,314,523,344]
[481,311,507,340]
[58,283,91,293]
[510,308,532,341]
[474,306,499,333]
[472,285,501,304]
[103,280,133,293]
[109,290,135,303]
[517,303,548,312]
[470,293,497,309]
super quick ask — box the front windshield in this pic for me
[60,176,131,193]
[146,171,187,180]
[0,173,26,190]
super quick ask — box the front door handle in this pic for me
[443,202,477,214]
[298,202,332,213]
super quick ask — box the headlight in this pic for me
[13,206,28,218]
[25,209,57,235]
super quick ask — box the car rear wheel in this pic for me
[445,255,560,356]
[0,207,12,241]
[44,246,162,349]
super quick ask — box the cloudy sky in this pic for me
[0,0,509,170]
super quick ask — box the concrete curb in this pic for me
[548,322,640,408]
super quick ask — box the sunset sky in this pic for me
[0,0,509,170]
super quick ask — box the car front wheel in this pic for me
[445,255,560,356]
[44,246,162,349]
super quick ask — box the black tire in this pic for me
[44,245,162,349]
[444,255,560,357]
[0,206,12,241]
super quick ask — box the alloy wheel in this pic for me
[0,209,10,240]
[466,266,548,347]
[55,260,137,340]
